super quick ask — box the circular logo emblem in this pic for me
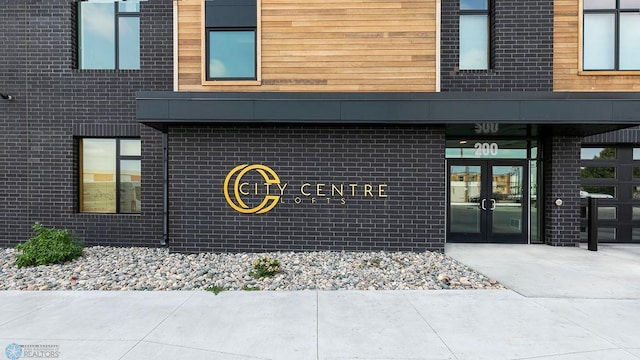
[5,344,22,360]
[223,164,281,214]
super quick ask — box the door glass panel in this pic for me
[450,165,482,233]
[530,160,541,243]
[598,206,616,220]
[598,227,616,241]
[491,166,523,234]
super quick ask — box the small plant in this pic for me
[205,285,229,295]
[250,256,281,279]
[14,222,84,268]
[242,284,260,291]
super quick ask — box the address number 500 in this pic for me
[474,142,499,156]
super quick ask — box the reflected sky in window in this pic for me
[79,2,115,69]
[583,14,615,70]
[460,0,487,10]
[118,17,140,69]
[459,15,488,70]
[209,31,256,79]
[620,13,640,70]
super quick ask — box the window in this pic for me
[205,0,258,81]
[80,138,141,214]
[459,0,490,70]
[78,0,140,70]
[583,0,640,70]
[580,167,616,179]
[580,147,616,160]
[207,30,256,79]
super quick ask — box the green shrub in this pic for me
[250,256,281,279]
[15,222,84,268]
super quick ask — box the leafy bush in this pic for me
[250,256,281,278]
[15,222,84,268]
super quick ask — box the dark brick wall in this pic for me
[440,0,553,91]
[0,0,172,247]
[543,136,581,246]
[167,125,446,253]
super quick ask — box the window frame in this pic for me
[78,1,141,70]
[79,138,142,214]
[205,28,257,81]
[200,0,262,86]
[458,0,491,71]
[581,0,640,71]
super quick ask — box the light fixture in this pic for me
[1,93,14,100]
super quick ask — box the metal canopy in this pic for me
[137,91,640,136]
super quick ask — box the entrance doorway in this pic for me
[448,160,529,243]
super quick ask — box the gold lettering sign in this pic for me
[223,164,389,214]
[223,164,281,214]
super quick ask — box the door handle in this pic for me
[481,199,487,211]
[490,199,496,211]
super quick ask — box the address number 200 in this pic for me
[474,142,499,156]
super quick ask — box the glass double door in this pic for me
[448,160,528,243]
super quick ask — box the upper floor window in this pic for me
[583,0,640,70]
[459,0,490,70]
[205,0,257,80]
[78,0,141,70]
[80,138,141,214]
[207,30,256,80]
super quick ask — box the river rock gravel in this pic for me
[0,246,504,291]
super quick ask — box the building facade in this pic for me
[1,0,639,253]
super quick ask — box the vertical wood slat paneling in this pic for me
[177,0,437,92]
[554,0,640,92]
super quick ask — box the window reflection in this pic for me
[459,15,488,70]
[81,139,117,213]
[78,1,140,70]
[619,14,640,70]
[583,14,615,70]
[209,30,256,79]
[118,17,140,70]
[79,2,116,69]
[460,0,487,10]
[584,0,616,9]
[583,2,640,70]
[580,147,616,160]
[120,160,141,213]
[81,139,141,213]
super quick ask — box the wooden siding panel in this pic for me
[177,0,436,92]
[554,0,640,92]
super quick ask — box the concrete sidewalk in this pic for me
[446,243,640,299]
[0,244,639,360]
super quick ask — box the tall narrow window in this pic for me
[78,0,141,70]
[205,0,257,80]
[459,0,490,70]
[80,138,141,214]
[583,0,640,70]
